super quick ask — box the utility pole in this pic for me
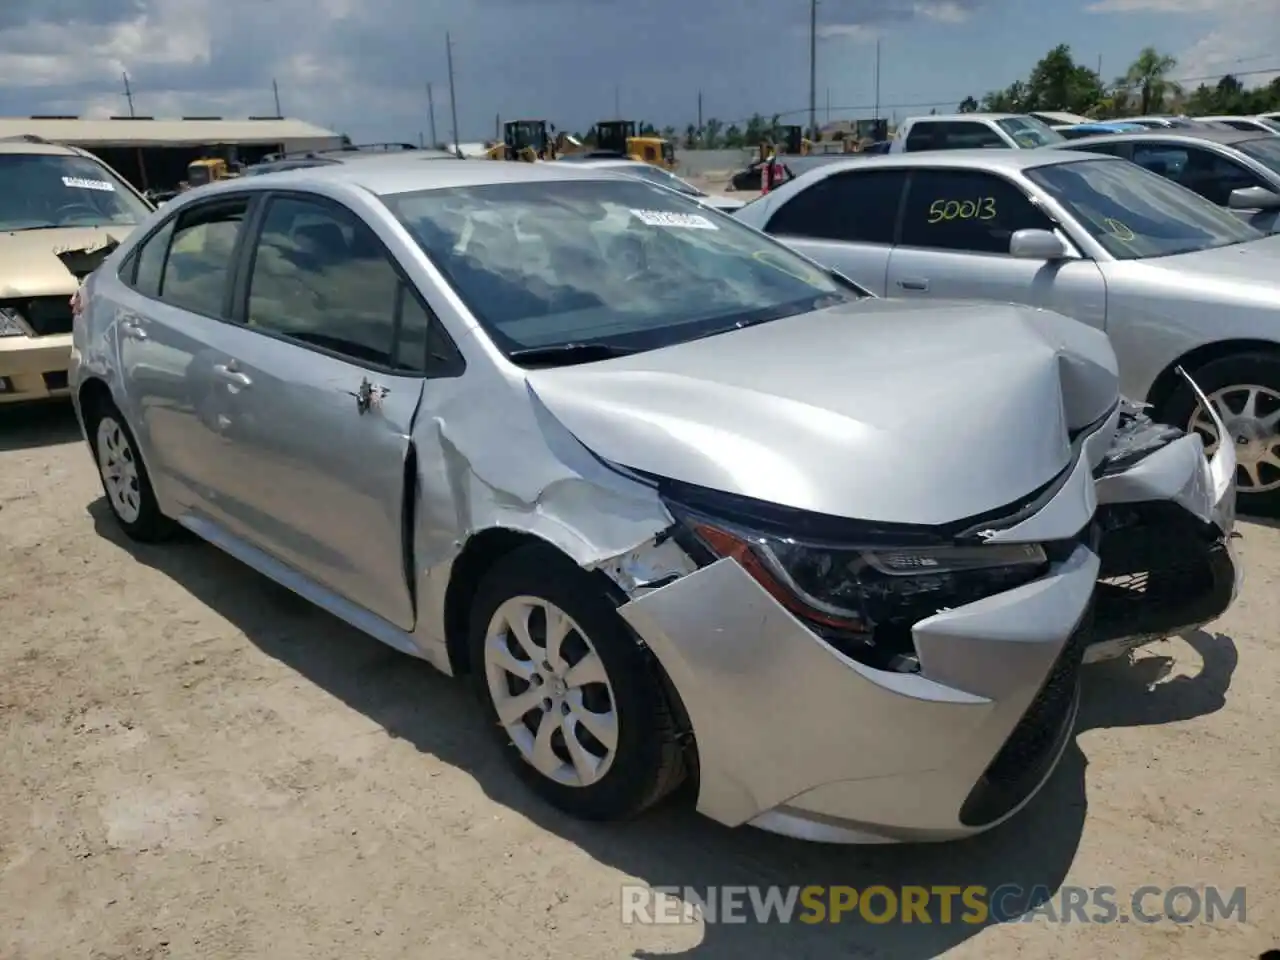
[446,32,461,157]
[272,78,282,117]
[808,0,817,140]
[873,38,881,121]
[427,82,438,148]
[826,87,830,123]
[614,84,620,119]
[122,72,135,117]
[697,90,703,132]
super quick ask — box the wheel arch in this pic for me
[1145,338,1280,418]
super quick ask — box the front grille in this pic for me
[959,620,1087,827]
[1089,502,1232,645]
[3,297,73,337]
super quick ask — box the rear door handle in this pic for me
[119,318,148,340]
[897,278,929,291]
[212,362,252,389]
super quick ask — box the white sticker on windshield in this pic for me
[629,208,718,230]
[62,176,115,192]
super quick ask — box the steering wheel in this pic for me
[53,202,102,224]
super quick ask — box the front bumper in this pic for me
[616,394,1238,844]
[0,334,72,404]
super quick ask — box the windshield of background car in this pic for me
[612,164,704,196]
[996,116,1065,146]
[384,178,852,356]
[0,154,151,232]
[1235,136,1280,177]
[1027,157,1263,259]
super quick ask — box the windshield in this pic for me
[610,163,704,196]
[1027,157,1263,259]
[1236,136,1280,177]
[383,178,852,360]
[0,153,151,232]
[996,116,1065,147]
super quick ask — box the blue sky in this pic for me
[0,0,1275,142]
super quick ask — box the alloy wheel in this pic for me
[1189,383,1280,495]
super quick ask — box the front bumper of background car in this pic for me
[616,390,1238,844]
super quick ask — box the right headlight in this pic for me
[679,513,1049,669]
[0,306,30,337]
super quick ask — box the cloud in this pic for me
[1085,0,1280,88]
[0,0,985,138]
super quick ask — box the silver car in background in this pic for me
[735,149,1280,510]
[70,159,1237,844]
[557,156,745,212]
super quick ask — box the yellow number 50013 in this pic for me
[927,197,997,223]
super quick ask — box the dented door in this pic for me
[195,325,425,631]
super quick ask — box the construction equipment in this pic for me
[183,157,242,189]
[486,120,558,161]
[592,121,676,169]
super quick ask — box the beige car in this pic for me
[0,137,152,404]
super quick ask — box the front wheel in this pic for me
[468,544,686,821]
[1159,352,1280,514]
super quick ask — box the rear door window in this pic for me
[764,169,907,244]
[157,199,250,317]
[905,121,1006,152]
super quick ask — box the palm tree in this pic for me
[1122,47,1179,115]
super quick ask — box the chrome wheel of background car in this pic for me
[483,595,619,788]
[96,415,142,523]
[1189,384,1280,494]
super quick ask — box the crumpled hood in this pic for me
[525,299,1119,526]
[0,225,133,298]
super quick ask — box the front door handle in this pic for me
[212,362,252,389]
[897,278,929,292]
[347,377,389,415]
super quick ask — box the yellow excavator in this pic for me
[486,120,563,161]
[590,121,676,169]
[183,157,243,189]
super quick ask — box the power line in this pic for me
[701,62,1280,130]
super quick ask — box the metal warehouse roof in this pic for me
[0,116,341,146]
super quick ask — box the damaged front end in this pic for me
[600,375,1238,843]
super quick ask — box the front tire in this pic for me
[468,544,686,821]
[1159,352,1280,515]
[86,400,176,543]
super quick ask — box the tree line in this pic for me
[959,44,1280,118]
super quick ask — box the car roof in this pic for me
[209,156,627,197]
[0,137,83,157]
[905,113,1027,123]
[1053,127,1272,147]
[558,157,650,169]
[799,148,1110,177]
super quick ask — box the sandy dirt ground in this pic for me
[1,401,1277,960]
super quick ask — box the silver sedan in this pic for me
[69,158,1236,844]
[734,148,1280,510]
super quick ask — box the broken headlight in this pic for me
[0,306,29,337]
[683,517,1049,670]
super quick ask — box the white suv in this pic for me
[890,113,1066,153]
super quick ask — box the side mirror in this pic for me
[1009,228,1071,260]
[1228,186,1280,210]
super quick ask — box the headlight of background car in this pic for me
[0,307,30,337]
[685,517,1048,671]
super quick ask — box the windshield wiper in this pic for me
[507,342,637,367]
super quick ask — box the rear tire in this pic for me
[1158,352,1280,516]
[468,543,686,821]
[86,399,176,543]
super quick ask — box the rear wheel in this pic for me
[468,544,686,821]
[86,400,176,542]
[1159,352,1280,514]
